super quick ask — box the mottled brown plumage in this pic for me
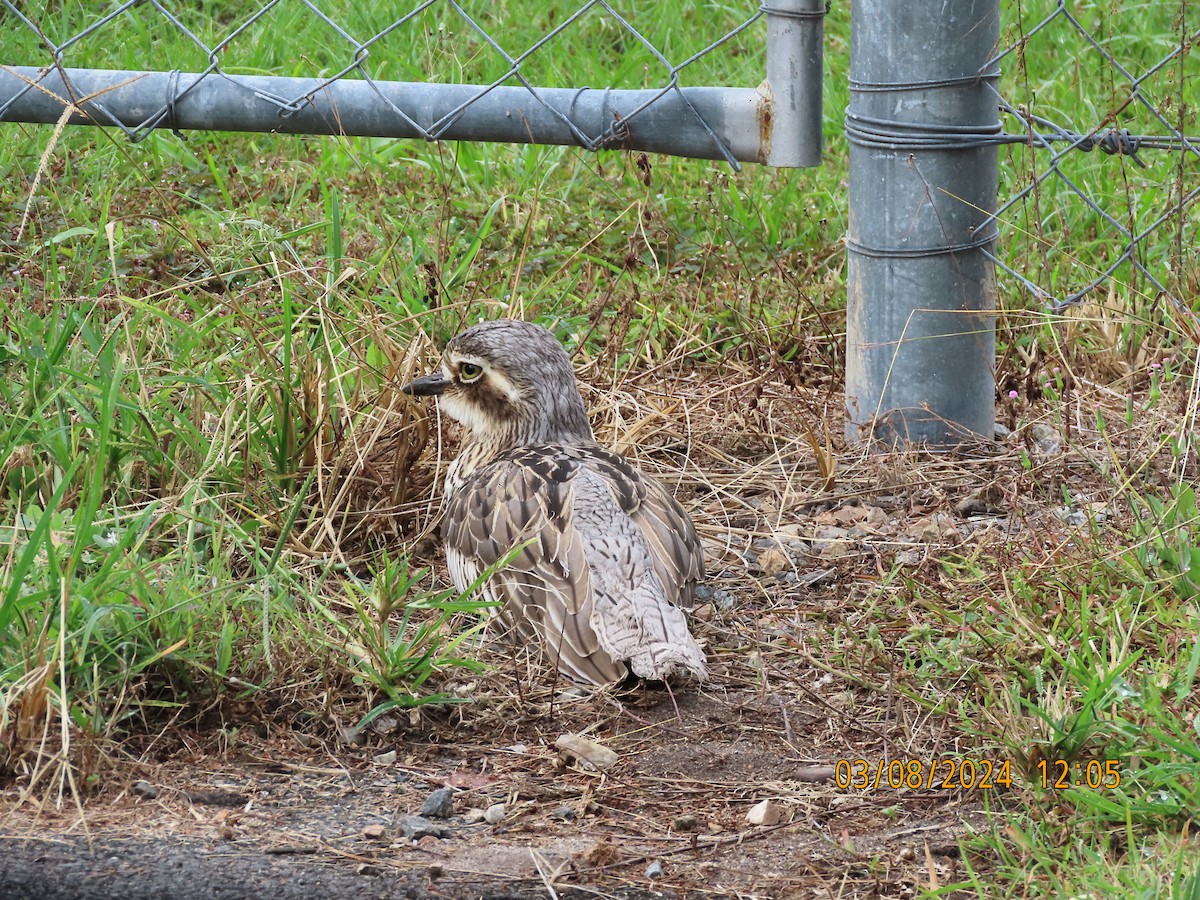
[403,319,706,685]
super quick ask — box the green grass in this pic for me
[815,498,1200,893]
[2,1,1198,895]
[938,540,1200,894]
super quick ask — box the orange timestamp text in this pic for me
[834,758,1124,791]
[834,758,1012,791]
[1035,759,1122,790]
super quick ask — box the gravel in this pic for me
[419,787,455,819]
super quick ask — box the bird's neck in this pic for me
[445,418,594,495]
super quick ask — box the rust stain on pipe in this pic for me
[755,80,773,164]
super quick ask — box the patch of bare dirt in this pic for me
[2,673,991,899]
[5,369,1165,899]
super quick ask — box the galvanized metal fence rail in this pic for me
[2,1,1196,446]
[0,0,824,167]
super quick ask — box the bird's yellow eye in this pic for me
[458,362,483,382]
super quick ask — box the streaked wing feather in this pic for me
[629,475,704,609]
[442,456,626,684]
[575,446,704,609]
[571,466,707,680]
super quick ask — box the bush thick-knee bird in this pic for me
[404,319,706,686]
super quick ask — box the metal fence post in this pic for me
[844,0,1000,446]
[763,0,825,167]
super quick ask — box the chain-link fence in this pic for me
[989,1,1198,313]
[842,0,1196,444]
[0,0,824,167]
[2,1,1197,443]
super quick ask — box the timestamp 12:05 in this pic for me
[1036,759,1122,789]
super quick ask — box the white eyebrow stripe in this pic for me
[451,353,487,369]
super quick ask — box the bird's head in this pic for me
[403,319,594,448]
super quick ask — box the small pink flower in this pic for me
[1008,390,1019,399]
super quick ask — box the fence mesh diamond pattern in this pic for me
[988,2,1197,314]
[1,1,1197,318]
[1,0,808,166]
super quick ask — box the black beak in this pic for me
[402,372,450,397]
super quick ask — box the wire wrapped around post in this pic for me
[844,0,1001,447]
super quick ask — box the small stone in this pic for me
[398,815,447,840]
[746,799,782,826]
[463,807,487,824]
[776,522,811,542]
[1030,422,1061,456]
[954,485,1004,518]
[918,514,959,542]
[672,814,699,831]
[756,547,790,576]
[356,863,382,877]
[361,824,387,840]
[993,422,1012,439]
[815,524,850,541]
[483,803,506,824]
[132,781,158,800]
[420,787,454,819]
[551,805,576,821]
[796,567,837,588]
[645,861,664,879]
[555,734,619,770]
[337,725,365,746]
[896,549,923,566]
[707,821,723,834]
[373,749,397,765]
